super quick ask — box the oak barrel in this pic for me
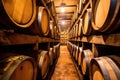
[70,43,73,53]
[73,45,77,58]
[77,47,83,66]
[38,50,50,79]
[53,44,60,59]
[70,44,74,56]
[69,29,73,39]
[75,46,79,61]
[75,4,79,20]
[48,48,54,66]
[74,24,78,38]
[90,56,120,80]
[78,0,83,14]
[53,46,57,59]
[27,6,50,36]
[81,49,93,75]
[50,20,55,38]
[67,42,71,52]
[56,43,60,57]
[0,55,37,80]
[0,0,36,29]
[73,26,76,38]
[69,43,74,55]
[108,55,120,69]
[82,8,92,35]
[70,44,74,55]
[77,19,83,37]
[91,0,120,33]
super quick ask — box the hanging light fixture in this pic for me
[61,7,65,13]
[62,21,65,25]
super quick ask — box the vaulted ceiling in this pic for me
[54,0,78,32]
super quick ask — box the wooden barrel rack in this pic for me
[0,0,60,80]
[68,0,120,80]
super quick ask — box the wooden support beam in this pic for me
[56,12,74,14]
[58,18,71,20]
[55,5,77,8]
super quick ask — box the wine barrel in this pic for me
[90,56,120,80]
[50,20,55,38]
[69,43,72,52]
[72,27,75,38]
[0,0,36,29]
[55,44,60,58]
[78,0,83,14]
[91,0,120,33]
[67,42,71,52]
[69,43,73,55]
[70,42,73,51]
[71,44,74,56]
[69,30,73,39]
[78,47,83,66]
[81,49,94,75]
[69,42,72,51]
[70,29,73,39]
[0,55,37,80]
[38,50,50,79]
[82,8,92,35]
[48,48,54,66]
[53,45,59,59]
[38,6,49,36]
[53,46,56,59]
[70,44,74,55]
[72,26,76,38]
[16,6,50,36]
[77,19,83,37]
[57,44,60,56]
[75,24,79,38]
[54,27,60,40]
[108,55,120,68]
[75,4,79,20]
[75,46,79,61]
[29,6,50,36]
[73,45,77,58]
[72,11,77,24]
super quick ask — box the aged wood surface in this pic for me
[0,31,59,45]
[70,33,120,46]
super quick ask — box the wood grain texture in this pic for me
[0,31,55,45]
[76,33,120,46]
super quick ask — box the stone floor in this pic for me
[51,46,80,80]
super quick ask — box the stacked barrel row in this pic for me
[0,0,60,80]
[69,0,120,38]
[0,43,60,80]
[0,0,60,39]
[67,41,120,80]
[68,1,120,79]
[37,43,60,79]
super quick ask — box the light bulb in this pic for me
[62,21,65,25]
[61,7,65,13]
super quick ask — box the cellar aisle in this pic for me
[51,45,80,80]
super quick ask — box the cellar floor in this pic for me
[51,45,80,80]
